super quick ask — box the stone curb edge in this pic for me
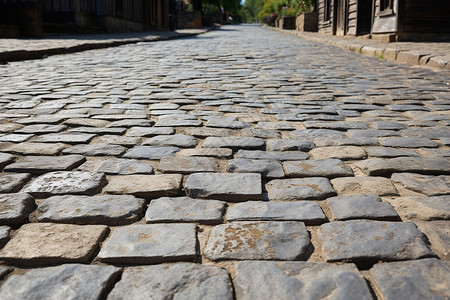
[0,26,219,64]
[264,25,450,71]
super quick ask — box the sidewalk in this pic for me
[0,28,215,63]
[266,25,450,71]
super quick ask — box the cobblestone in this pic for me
[36,195,145,225]
[234,261,372,300]
[98,224,197,264]
[0,24,448,297]
[145,196,225,224]
[108,264,233,300]
[0,193,35,225]
[369,259,450,300]
[205,221,311,261]
[0,223,107,265]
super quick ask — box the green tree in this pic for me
[243,0,264,22]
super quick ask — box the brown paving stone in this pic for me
[0,223,108,265]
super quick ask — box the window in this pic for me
[379,0,394,16]
[324,0,331,22]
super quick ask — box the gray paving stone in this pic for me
[0,264,120,300]
[158,156,220,174]
[14,124,66,134]
[309,146,366,160]
[234,261,372,300]
[0,123,24,133]
[283,159,353,178]
[0,173,31,193]
[145,196,225,224]
[185,173,262,201]
[106,119,153,128]
[0,134,33,142]
[2,142,68,155]
[177,148,233,158]
[0,153,15,170]
[93,135,140,146]
[391,173,450,196]
[227,158,284,178]
[0,223,108,264]
[4,155,85,174]
[0,226,10,248]
[62,143,127,156]
[331,176,399,196]
[155,115,202,127]
[98,224,197,264]
[123,146,180,159]
[32,133,96,144]
[64,118,111,127]
[365,147,420,157]
[36,194,145,225]
[327,194,399,221]
[401,127,450,139]
[68,127,127,135]
[105,174,182,199]
[125,126,174,136]
[314,137,378,147]
[356,157,450,176]
[92,114,147,120]
[266,177,336,200]
[143,134,197,148]
[387,104,429,111]
[240,128,282,139]
[149,103,180,110]
[304,121,369,130]
[319,220,435,264]
[0,266,11,280]
[289,129,346,140]
[108,263,233,300]
[347,129,401,139]
[205,117,250,129]
[236,150,309,161]
[379,137,440,148]
[79,158,154,175]
[24,171,105,197]
[226,201,327,224]
[255,121,294,130]
[416,221,450,260]
[202,136,264,150]
[266,139,315,151]
[373,121,406,130]
[387,196,450,220]
[183,127,237,137]
[0,193,35,225]
[205,221,311,261]
[369,259,450,300]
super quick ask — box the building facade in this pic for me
[317,0,450,41]
[0,0,170,37]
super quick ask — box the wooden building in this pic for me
[372,0,450,41]
[42,0,170,31]
[0,0,170,37]
[317,0,450,41]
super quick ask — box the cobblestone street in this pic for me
[0,24,449,299]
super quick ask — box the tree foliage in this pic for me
[242,0,264,22]
[257,0,313,21]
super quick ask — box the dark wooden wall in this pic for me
[401,0,450,33]
[318,0,334,34]
[40,0,168,30]
[346,0,357,35]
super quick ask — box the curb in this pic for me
[0,26,218,63]
[264,25,450,71]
